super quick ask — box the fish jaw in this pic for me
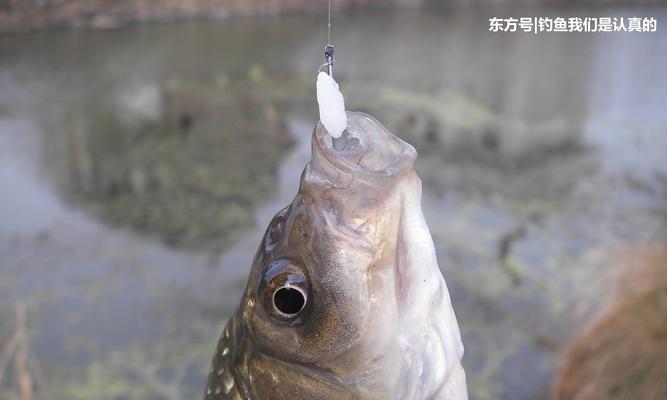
[206,112,467,400]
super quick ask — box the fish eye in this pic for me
[258,259,309,322]
[273,286,306,316]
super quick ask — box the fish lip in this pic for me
[313,111,417,181]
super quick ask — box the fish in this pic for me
[205,112,467,400]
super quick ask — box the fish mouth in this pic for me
[312,111,416,182]
[303,111,418,242]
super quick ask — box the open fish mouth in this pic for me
[304,112,418,246]
[313,111,417,176]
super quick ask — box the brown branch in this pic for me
[14,304,32,400]
[26,350,46,390]
[0,331,18,385]
[1,303,45,399]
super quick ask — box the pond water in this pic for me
[1,6,666,400]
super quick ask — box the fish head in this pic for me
[244,112,416,362]
[215,112,466,400]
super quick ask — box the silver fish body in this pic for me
[205,112,467,400]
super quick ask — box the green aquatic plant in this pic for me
[57,79,295,252]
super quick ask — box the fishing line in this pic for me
[321,0,335,77]
[328,0,331,46]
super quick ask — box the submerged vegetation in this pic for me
[54,72,595,253]
[58,78,295,252]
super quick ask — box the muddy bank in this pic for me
[4,0,413,32]
[1,0,665,32]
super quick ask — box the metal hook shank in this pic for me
[324,45,335,77]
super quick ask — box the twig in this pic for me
[0,303,41,400]
[498,224,527,286]
[0,332,18,385]
[26,350,45,390]
[14,304,32,400]
[498,224,526,260]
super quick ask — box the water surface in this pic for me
[0,7,666,400]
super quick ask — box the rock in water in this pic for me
[205,112,467,400]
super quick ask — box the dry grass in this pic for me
[553,245,667,400]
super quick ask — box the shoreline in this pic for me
[1,0,664,34]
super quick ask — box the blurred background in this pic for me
[1,1,666,399]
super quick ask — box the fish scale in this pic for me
[205,323,242,400]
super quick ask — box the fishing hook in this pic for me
[319,45,335,77]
